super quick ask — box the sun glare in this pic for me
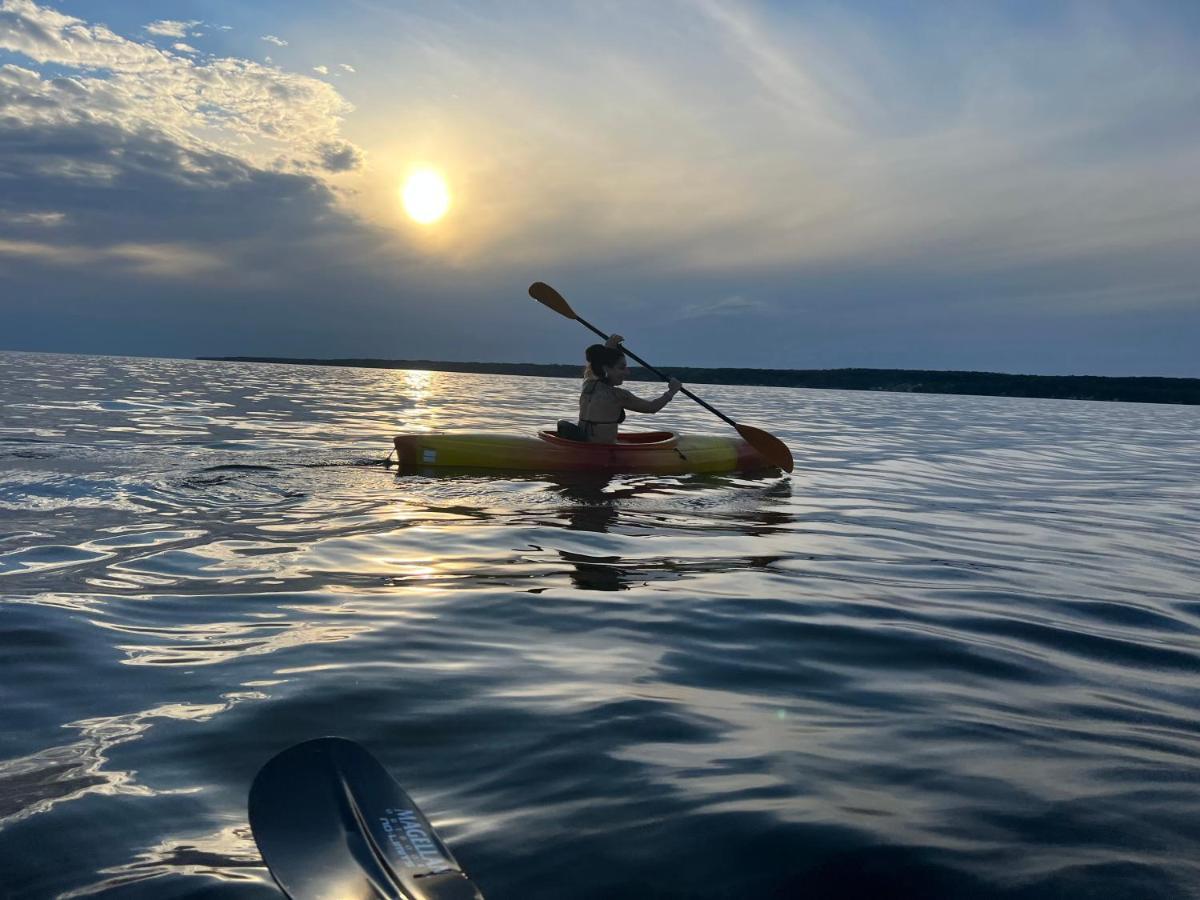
[402,169,451,224]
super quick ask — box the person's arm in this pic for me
[605,333,625,349]
[614,379,682,414]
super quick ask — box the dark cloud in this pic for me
[317,140,362,173]
[0,117,342,242]
[0,2,374,296]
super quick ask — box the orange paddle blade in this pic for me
[735,423,794,473]
[528,282,577,320]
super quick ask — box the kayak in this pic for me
[392,430,774,474]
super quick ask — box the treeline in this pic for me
[198,357,1200,405]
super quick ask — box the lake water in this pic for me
[1,350,1198,899]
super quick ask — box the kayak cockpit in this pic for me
[537,430,678,449]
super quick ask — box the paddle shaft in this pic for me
[574,314,738,430]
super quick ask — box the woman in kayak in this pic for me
[559,334,682,443]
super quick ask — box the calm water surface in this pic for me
[1,351,1198,899]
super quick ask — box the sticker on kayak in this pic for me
[422,449,437,463]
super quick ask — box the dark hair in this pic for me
[585,344,625,383]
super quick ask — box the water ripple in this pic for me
[0,351,1198,898]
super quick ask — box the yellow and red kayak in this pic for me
[393,430,773,474]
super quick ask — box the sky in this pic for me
[1,0,1198,376]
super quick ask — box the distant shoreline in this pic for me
[197,357,1200,406]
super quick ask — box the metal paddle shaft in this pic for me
[528,281,794,472]
[249,737,484,900]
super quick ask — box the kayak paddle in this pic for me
[529,281,795,473]
[248,737,484,900]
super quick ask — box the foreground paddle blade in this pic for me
[249,737,484,900]
[528,281,577,319]
[735,424,794,473]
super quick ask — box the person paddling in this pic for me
[559,334,682,443]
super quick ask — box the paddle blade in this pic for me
[735,423,794,473]
[528,282,577,320]
[249,737,484,900]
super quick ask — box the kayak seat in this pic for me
[556,419,588,441]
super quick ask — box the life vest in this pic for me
[578,379,626,439]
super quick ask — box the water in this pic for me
[1,350,1198,899]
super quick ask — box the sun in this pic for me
[401,169,451,224]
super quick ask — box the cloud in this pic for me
[0,100,360,246]
[0,237,222,276]
[339,64,355,74]
[0,1,372,296]
[260,35,288,47]
[145,19,200,39]
[313,64,328,75]
[6,211,65,226]
[317,140,363,172]
[0,4,362,176]
[678,295,779,320]
[172,42,198,55]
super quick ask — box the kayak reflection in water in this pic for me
[557,334,683,443]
